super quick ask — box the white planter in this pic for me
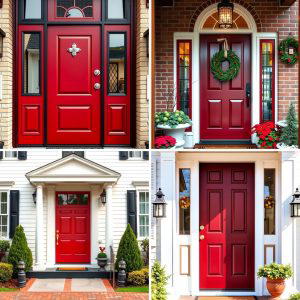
[157,123,191,149]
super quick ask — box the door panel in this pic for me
[200,163,254,290]
[200,35,251,140]
[56,192,90,263]
[47,26,100,145]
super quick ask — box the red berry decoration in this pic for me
[279,36,298,65]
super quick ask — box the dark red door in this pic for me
[56,192,90,263]
[200,35,251,140]
[199,163,254,290]
[47,27,101,145]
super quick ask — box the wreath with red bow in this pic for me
[279,36,298,65]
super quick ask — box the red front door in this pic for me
[47,27,101,145]
[56,192,90,263]
[199,163,255,290]
[200,35,251,141]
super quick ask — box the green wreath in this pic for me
[211,50,240,82]
[279,36,298,65]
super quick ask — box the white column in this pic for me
[91,185,99,265]
[46,185,55,268]
[36,184,44,269]
[105,185,113,258]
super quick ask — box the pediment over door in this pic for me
[26,154,121,184]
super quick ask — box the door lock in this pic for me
[56,230,59,246]
[200,225,205,230]
[200,235,205,240]
[94,69,101,76]
[246,83,251,107]
[94,83,101,90]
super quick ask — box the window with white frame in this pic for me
[138,191,149,238]
[0,192,8,238]
[129,151,142,159]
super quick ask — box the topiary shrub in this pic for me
[289,294,300,300]
[8,225,33,277]
[115,224,143,272]
[281,102,298,146]
[127,270,147,286]
[97,252,107,259]
[0,263,13,282]
[151,260,169,300]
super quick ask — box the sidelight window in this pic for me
[264,169,276,235]
[108,33,126,94]
[23,33,41,95]
[260,40,275,122]
[177,41,192,118]
[179,168,191,235]
[0,192,8,239]
[107,0,125,19]
[24,0,42,19]
[138,191,149,238]
[56,0,93,18]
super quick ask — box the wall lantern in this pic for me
[100,190,106,205]
[218,0,234,29]
[290,188,300,217]
[0,28,6,58]
[152,188,167,218]
[32,189,37,204]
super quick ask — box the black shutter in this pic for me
[143,151,149,160]
[119,151,129,160]
[0,151,3,160]
[9,190,20,239]
[18,151,27,160]
[127,190,137,236]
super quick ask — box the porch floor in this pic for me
[180,297,270,300]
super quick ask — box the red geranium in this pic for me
[252,122,280,149]
[155,136,176,149]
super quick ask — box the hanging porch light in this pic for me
[218,0,234,29]
[290,188,300,217]
[152,188,167,218]
[32,189,37,205]
[100,189,107,205]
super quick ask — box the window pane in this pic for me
[129,151,141,158]
[108,33,126,94]
[25,0,42,19]
[264,169,275,235]
[57,0,93,18]
[5,151,17,158]
[261,41,274,122]
[108,0,124,19]
[0,193,7,215]
[179,168,191,235]
[178,42,191,117]
[23,33,40,95]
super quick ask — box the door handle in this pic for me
[200,225,205,230]
[94,69,101,76]
[56,231,59,246]
[246,83,251,107]
[94,83,101,90]
[200,235,205,240]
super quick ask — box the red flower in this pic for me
[155,136,176,149]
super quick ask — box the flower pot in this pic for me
[97,257,108,271]
[266,278,286,299]
[157,123,191,149]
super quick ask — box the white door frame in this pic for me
[173,3,278,144]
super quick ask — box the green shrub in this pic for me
[0,241,10,253]
[0,263,13,282]
[97,252,107,259]
[141,267,149,283]
[289,293,300,300]
[155,111,192,128]
[8,225,33,277]
[115,224,143,272]
[281,102,298,146]
[140,238,149,266]
[127,270,147,286]
[151,260,169,300]
[257,263,293,280]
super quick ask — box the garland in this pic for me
[211,49,240,82]
[279,36,298,65]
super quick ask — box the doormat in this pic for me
[56,267,88,271]
[194,144,257,149]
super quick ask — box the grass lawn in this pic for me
[116,285,149,293]
[0,288,18,292]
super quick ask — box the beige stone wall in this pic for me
[0,0,13,148]
[136,0,149,148]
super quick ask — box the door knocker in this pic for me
[67,43,81,57]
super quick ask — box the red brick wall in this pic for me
[155,0,299,121]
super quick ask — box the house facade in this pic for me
[151,150,300,298]
[0,149,149,270]
[0,0,149,149]
[154,0,299,146]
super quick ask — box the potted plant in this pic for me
[257,262,293,299]
[155,136,176,149]
[155,110,192,148]
[0,241,10,261]
[96,247,108,271]
[252,121,281,149]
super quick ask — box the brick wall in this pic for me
[136,0,149,148]
[0,0,13,148]
[155,0,299,121]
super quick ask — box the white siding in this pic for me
[0,149,149,265]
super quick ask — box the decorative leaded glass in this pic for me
[56,0,93,18]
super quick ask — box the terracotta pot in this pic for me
[266,278,286,299]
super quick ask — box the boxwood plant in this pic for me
[257,263,293,280]
[155,111,191,128]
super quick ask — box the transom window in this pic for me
[0,192,8,239]
[58,193,89,206]
[56,0,93,18]
[138,191,149,238]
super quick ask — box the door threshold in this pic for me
[199,140,252,145]
[196,291,256,296]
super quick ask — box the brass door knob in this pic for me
[200,235,205,240]
[200,225,205,230]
